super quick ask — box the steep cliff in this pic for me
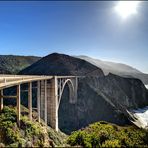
[59,74,148,133]
[85,74,148,109]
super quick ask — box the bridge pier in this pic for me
[47,76,58,131]
[44,80,47,125]
[28,82,32,121]
[0,89,3,111]
[37,81,41,122]
[70,77,78,104]
[17,85,21,127]
[40,80,45,121]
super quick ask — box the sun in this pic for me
[114,1,140,19]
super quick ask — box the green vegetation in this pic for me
[0,106,67,147]
[0,55,40,74]
[67,121,148,147]
[1,106,148,147]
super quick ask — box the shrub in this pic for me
[0,106,45,147]
[0,106,21,145]
[102,139,121,147]
[67,121,148,147]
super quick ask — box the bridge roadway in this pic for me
[0,74,78,131]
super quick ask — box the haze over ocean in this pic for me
[0,1,148,73]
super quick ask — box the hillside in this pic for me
[76,55,148,84]
[1,106,148,147]
[67,121,148,147]
[0,55,40,74]
[0,106,67,147]
[19,53,148,134]
[19,53,104,76]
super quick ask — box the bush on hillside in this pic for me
[67,121,148,147]
[0,106,67,147]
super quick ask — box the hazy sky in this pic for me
[0,1,148,73]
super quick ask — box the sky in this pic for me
[0,1,148,73]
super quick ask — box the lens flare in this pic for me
[114,1,140,19]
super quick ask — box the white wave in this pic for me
[145,85,148,89]
[130,106,148,128]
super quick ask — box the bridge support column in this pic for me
[28,82,32,121]
[44,80,47,125]
[40,80,45,121]
[17,85,21,127]
[47,76,58,131]
[37,81,41,122]
[0,89,3,111]
[70,77,78,104]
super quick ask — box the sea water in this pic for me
[131,106,148,128]
[145,85,148,89]
[127,85,148,128]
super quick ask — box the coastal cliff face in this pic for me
[85,74,148,109]
[58,74,148,133]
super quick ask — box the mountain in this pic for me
[1,54,147,84]
[76,55,148,85]
[19,53,148,134]
[19,53,104,76]
[0,55,40,74]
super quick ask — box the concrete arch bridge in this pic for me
[0,75,78,131]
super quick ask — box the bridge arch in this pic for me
[58,79,75,108]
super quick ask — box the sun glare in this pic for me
[114,1,140,19]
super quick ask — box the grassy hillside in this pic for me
[0,106,67,147]
[1,106,148,147]
[67,121,148,147]
[0,55,40,74]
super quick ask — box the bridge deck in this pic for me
[0,75,53,89]
[0,75,79,89]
